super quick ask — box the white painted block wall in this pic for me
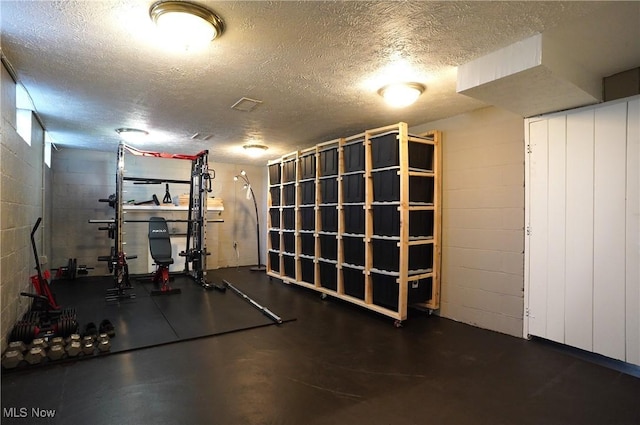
[412,106,526,337]
[0,64,48,351]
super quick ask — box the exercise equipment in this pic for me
[99,319,116,338]
[163,183,172,204]
[97,334,111,352]
[47,344,65,361]
[56,258,93,280]
[223,279,282,324]
[10,218,79,343]
[27,218,60,310]
[24,347,46,365]
[2,350,24,369]
[134,194,160,206]
[92,142,225,298]
[148,217,181,296]
[1,342,27,369]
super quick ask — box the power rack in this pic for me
[91,142,225,301]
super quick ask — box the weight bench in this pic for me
[148,217,181,296]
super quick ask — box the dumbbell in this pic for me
[82,340,95,356]
[47,337,66,361]
[97,334,111,353]
[65,334,82,357]
[25,347,46,365]
[1,342,28,369]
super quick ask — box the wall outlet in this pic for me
[39,255,48,265]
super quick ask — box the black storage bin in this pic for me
[319,233,337,261]
[269,187,281,207]
[372,169,434,203]
[301,257,314,284]
[371,131,434,171]
[283,254,295,278]
[269,231,280,250]
[283,231,295,253]
[300,206,315,231]
[299,154,316,180]
[282,208,295,230]
[283,183,296,206]
[320,205,338,232]
[318,260,337,291]
[300,232,315,256]
[320,177,338,204]
[269,208,280,228]
[343,204,365,235]
[372,272,432,310]
[283,160,296,183]
[372,238,433,272]
[343,140,365,172]
[342,235,364,266]
[268,163,281,185]
[372,205,434,237]
[319,147,338,176]
[300,180,316,205]
[343,173,364,203]
[342,266,365,300]
[268,251,280,273]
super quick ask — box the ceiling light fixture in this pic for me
[149,1,224,50]
[115,128,149,143]
[243,144,268,158]
[378,82,426,108]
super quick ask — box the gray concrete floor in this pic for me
[2,267,640,425]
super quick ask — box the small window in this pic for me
[16,83,35,146]
[44,134,52,168]
[16,108,32,145]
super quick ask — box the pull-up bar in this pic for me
[124,144,207,161]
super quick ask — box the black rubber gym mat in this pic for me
[49,268,294,355]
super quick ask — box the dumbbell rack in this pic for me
[91,142,224,300]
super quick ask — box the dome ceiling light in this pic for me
[378,82,426,108]
[243,144,268,158]
[149,1,224,50]
[115,128,149,143]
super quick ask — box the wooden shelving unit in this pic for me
[267,122,441,323]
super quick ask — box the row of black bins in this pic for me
[269,253,432,310]
[269,232,433,272]
[271,169,433,207]
[270,204,434,237]
[267,132,434,185]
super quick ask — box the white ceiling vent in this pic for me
[231,97,263,112]
[190,132,212,141]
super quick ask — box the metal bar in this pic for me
[89,219,224,224]
[223,280,283,324]
[124,177,191,185]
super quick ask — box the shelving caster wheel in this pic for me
[320,293,328,300]
[393,319,403,328]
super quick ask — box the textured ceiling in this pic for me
[1,1,638,165]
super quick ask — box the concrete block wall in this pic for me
[51,147,267,276]
[412,106,525,337]
[1,64,47,351]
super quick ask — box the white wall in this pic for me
[0,63,48,351]
[525,95,640,365]
[412,106,525,337]
[51,148,267,275]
